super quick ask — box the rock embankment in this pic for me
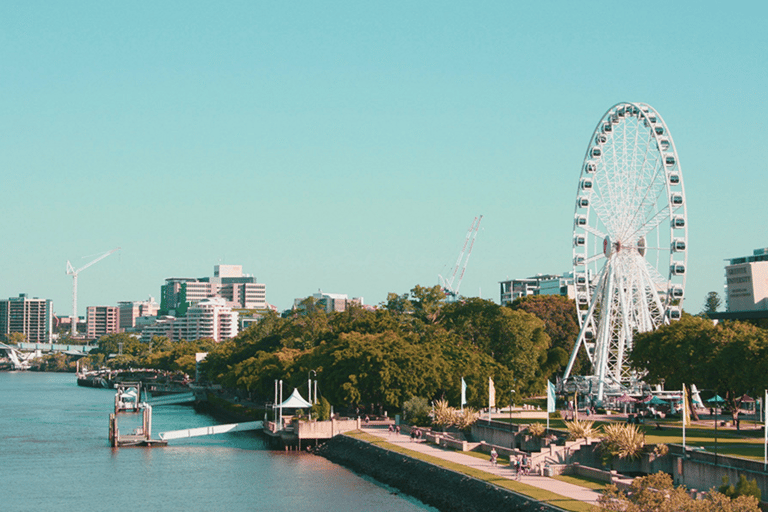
[316,434,562,512]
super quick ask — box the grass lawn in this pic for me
[346,430,594,512]
[552,474,609,491]
[496,416,767,461]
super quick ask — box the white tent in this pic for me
[278,388,312,409]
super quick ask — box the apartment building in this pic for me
[160,265,266,316]
[86,306,119,340]
[0,294,53,343]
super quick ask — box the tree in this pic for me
[703,291,722,316]
[598,472,760,512]
[510,295,584,376]
[631,316,768,423]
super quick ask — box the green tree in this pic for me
[510,295,584,376]
[703,291,722,316]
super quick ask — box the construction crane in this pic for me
[66,247,120,337]
[438,216,482,300]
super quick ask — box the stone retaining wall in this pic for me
[316,435,565,512]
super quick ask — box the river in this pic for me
[0,371,436,512]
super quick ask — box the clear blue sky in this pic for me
[1,1,766,316]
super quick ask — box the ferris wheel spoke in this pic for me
[630,204,671,240]
[585,253,605,265]
[581,224,606,239]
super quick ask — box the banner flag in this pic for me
[461,377,467,407]
[488,377,496,409]
[547,380,556,414]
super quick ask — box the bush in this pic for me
[310,397,331,421]
[402,397,430,426]
[719,475,762,502]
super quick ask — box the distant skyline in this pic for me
[2,2,766,316]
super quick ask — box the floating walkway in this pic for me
[159,421,263,441]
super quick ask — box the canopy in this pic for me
[706,394,726,404]
[277,388,312,409]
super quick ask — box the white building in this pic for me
[725,248,768,312]
[499,273,575,306]
[174,297,238,342]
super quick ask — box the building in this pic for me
[499,273,575,306]
[724,248,768,313]
[293,291,364,313]
[86,306,119,340]
[140,298,238,343]
[118,297,159,332]
[159,265,266,316]
[0,294,53,343]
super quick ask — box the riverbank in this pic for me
[316,431,594,512]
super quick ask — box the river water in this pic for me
[0,372,435,512]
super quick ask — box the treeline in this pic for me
[79,286,582,412]
[199,286,582,411]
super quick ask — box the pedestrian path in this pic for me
[360,426,602,506]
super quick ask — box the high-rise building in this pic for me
[118,297,160,331]
[159,265,266,316]
[86,306,119,340]
[0,294,53,343]
[139,298,238,343]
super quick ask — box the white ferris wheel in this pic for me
[562,102,687,403]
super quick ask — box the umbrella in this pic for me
[616,393,638,403]
[647,396,668,405]
[706,394,725,404]
[739,394,755,403]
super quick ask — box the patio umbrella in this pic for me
[706,394,725,404]
[739,394,755,403]
[648,396,668,405]
[616,393,637,403]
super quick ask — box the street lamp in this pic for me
[308,369,318,404]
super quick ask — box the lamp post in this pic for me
[308,369,318,404]
[702,389,719,466]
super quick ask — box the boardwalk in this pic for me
[360,425,602,507]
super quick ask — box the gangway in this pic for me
[146,392,197,406]
[159,421,263,441]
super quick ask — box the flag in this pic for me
[461,377,467,406]
[682,384,689,427]
[488,377,496,409]
[547,380,556,414]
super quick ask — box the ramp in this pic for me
[147,392,197,406]
[159,421,263,441]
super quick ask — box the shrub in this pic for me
[565,419,597,441]
[599,422,644,461]
[402,396,430,426]
[719,475,762,502]
[527,422,546,438]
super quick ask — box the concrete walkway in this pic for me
[361,426,602,506]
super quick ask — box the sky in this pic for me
[1,1,766,317]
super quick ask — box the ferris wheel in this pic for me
[562,102,687,403]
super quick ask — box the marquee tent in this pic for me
[278,388,312,409]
